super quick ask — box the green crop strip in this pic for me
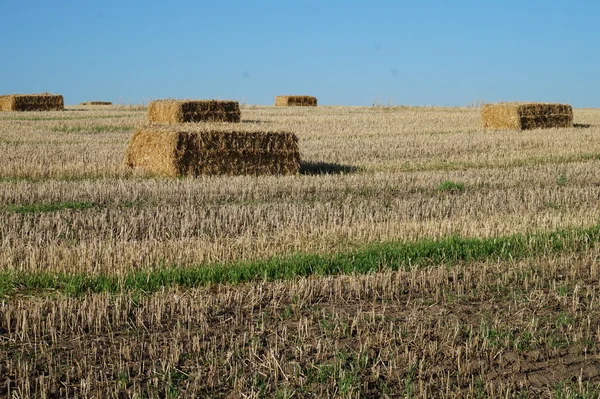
[1,224,599,297]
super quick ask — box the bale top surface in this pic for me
[134,122,292,134]
[6,93,63,98]
[482,102,572,108]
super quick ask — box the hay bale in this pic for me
[148,100,240,123]
[0,93,64,111]
[123,125,300,177]
[481,102,573,130]
[274,96,317,107]
[80,101,112,105]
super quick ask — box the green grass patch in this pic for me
[2,223,600,297]
[553,380,600,398]
[3,201,96,214]
[437,180,465,193]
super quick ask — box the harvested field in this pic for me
[1,105,600,397]
[481,102,573,130]
[0,93,64,112]
[124,124,300,176]
[148,99,241,123]
[3,249,600,397]
[275,95,318,106]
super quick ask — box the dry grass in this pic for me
[124,124,300,177]
[148,99,241,123]
[481,102,573,130]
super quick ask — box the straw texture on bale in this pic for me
[481,102,573,130]
[0,94,64,112]
[124,125,300,177]
[275,96,317,107]
[80,101,112,105]
[148,100,241,123]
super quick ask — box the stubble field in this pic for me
[1,104,600,397]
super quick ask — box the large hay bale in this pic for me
[124,125,300,177]
[148,100,240,123]
[481,102,573,130]
[0,93,64,111]
[80,101,112,105]
[275,96,317,107]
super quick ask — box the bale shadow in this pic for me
[573,123,593,129]
[300,161,359,175]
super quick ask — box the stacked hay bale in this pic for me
[124,99,300,176]
[275,96,317,107]
[481,102,573,130]
[80,101,112,105]
[0,93,64,111]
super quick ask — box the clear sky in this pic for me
[1,1,598,107]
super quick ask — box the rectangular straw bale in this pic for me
[148,100,241,123]
[124,126,300,177]
[80,101,112,105]
[0,93,64,111]
[481,102,573,130]
[275,95,317,107]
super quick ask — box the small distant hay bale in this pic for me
[275,96,317,107]
[123,125,300,177]
[148,100,241,123]
[481,102,573,130]
[0,93,64,111]
[80,101,112,105]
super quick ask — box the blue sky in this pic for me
[1,1,598,107]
